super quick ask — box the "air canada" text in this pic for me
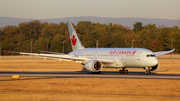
[109,51,136,55]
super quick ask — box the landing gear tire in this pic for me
[119,69,128,74]
[145,71,150,75]
[124,70,128,74]
[119,70,123,74]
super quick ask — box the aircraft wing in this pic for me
[154,48,175,56]
[20,52,89,60]
[5,51,115,64]
[4,51,87,60]
[21,52,115,64]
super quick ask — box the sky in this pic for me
[0,0,180,20]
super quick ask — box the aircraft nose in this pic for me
[152,58,158,66]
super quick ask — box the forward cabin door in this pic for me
[137,52,142,60]
[121,54,124,60]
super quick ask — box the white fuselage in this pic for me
[69,48,158,68]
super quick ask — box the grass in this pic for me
[0,77,180,100]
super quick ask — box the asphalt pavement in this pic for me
[0,71,180,79]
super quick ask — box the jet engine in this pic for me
[85,60,103,72]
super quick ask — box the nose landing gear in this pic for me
[144,67,151,75]
[145,70,150,75]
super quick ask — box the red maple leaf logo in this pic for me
[71,35,77,46]
[132,50,136,55]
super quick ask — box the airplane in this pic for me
[6,21,175,75]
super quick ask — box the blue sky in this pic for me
[0,0,180,19]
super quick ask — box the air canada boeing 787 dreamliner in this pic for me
[9,21,175,74]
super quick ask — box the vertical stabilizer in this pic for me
[67,21,84,51]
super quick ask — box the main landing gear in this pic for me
[119,68,128,74]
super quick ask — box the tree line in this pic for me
[0,20,180,55]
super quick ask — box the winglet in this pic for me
[67,21,84,51]
[155,48,175,56]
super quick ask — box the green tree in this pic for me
[0,20,180,54]
[34,37,49,52]
[1,26,19,54]
[133,22,143,32]
[50,34,65,52]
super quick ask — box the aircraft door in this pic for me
[121,54,124,60]
[94,52,98,58]
[137,52,142,60]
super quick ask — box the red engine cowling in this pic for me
[85,60,103,72]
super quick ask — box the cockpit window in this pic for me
[146,54,156,57]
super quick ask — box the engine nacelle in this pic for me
[85,60,103,72]
[144,63,159,71]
